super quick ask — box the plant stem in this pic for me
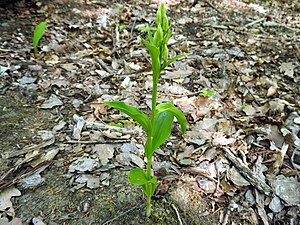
[146,150,152,216]
[151,77,158,125]
[145,70,160,217]
[146,192,151,217]
[34,47,37,58]
[146,157,152,180]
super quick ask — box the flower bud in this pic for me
[160,3,166,19]
[156,6,162,25]
[153,24,163,47]
[162,15,169,32]
[162,44,168,61]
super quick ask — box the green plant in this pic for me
[104,4,187,217]
[108,119,135,127]
[241,101,248,110]
[199,89,215,97]
[33,20,47,58]
[118,24,126,30]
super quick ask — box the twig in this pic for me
[129,17,137,40]
[102,201,143,225]
[244,18,265,28]
[181,167,218,183]
[110,26,120,56]
[203,0,226,19]
[171,204,183,225]
[221,147,272,195]
[221,209,230,225]
[0,161,51,191]
[73,114,140,135]
[94,55,113,74]
[262,21,296,31]
[65,140,130,144]
[163,88,202,97]
[1,138,55,159]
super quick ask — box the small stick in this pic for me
[65,140,130,144]
[221,209,230,225]
[181,167,218,183]
[221,147,272,195]
[129,17,137,40]
[171,204,183,225]
[164,91,201,97]
[94,55,113,74]
[244,18,265,28]
[203,0,226,19]
[102,201,143,225]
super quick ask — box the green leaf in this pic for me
[150,177,157,195]
[144,137,152,159]
[147,28,154,44]
[142,177,157,197]
[33,20,47,49]
[141,38,161,81]
[104,101,151,135]
[156,103,187,133]
[161,53,188,70]
[137,25,156,32]
[199,89,215,97]
[128,168,148,185]
[163,30,172,45]
[151,110,174,156]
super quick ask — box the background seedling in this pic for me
[33,20,48,58]
[199,89,215,97]
[104,4,187,217]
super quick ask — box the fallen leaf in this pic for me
[212,132,235,145]
[69,157,100,172]
[227,167,250,186]
[60,63,77,71]
[0,187,21,213]
[93,144,115,166]
[40,94,63,109]
[115,152,144,168]
[243,104,256,116]
[267,86,277,97]
[279,62,296,78]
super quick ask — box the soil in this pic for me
[0,0,299,224]
[0,93,215,225]
[0,92,55,173]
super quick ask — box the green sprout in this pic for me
[241,101,248,110]
[199,89,215,97]
[137,24,157,32]
[118,24,126,30]
[33,20,48,58]
[104,4,187,217]
[108,119,135,127]
[108,122,123,128]
[116,4,124,10]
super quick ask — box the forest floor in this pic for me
[0,0,300,224]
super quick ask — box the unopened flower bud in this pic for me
[153,24,163,47]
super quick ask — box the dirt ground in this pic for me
[0,0,299,224]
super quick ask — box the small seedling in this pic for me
[33,20,48,58]
[108,119,135,127]
[108,122,123,127]
[104,4,187,217]
[199,89,215,97]
[118,24,126,30]
[241,101,248,110]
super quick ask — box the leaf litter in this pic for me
[0,0,300,224]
